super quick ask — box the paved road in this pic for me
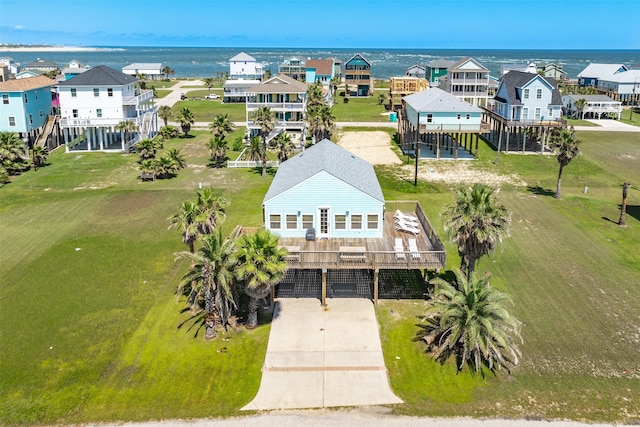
[572,118,640,132]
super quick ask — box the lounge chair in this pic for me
[395,220,420,235]
[408,238,421,259]
[394,238,405,259]
[395,209,418,222]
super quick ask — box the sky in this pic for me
[1,0,639,49]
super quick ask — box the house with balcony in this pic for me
[223,79,261,103]
[278,56,306,81]
[492,70,563,123]
[0,75,56,146]
[264,139,446,303]
[61,60,91,80]
[305,58,336,86]
[245,74,308,144]
[229,52,264,80]
[441,57,493,106]
[562,94,622,120]
[398,87,484,159]
[0,56,20,75]
[122,63,163,81]
[405,64,426,78]
[424,59,453,87]
[577,63,628,87]
[344,54,373,97]
[23,59,58,73]
[57,65,157,152]
[596,70,640,105]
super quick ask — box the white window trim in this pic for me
[334,214,347,230]
[301,214,314,230]
[8,116,16,126]
[285,213,298,230]
[269,213,282,230]
[366,214,379,230]
[350,213,363,230]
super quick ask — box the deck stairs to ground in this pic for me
[35,115,57,148]
[264,127,284,146]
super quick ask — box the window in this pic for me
[523,88,529,99]
[535,107,541,120]
[8,116,15,126]
[457,114,461,120]
[23,93,28,104]
[427,114,433,123]
[302,214,314,230]
[39,110,43,117]
[96,108,102,118]
[94,88,100,97]
[2,94,8,104]
[35,91,38,101]
[29,114,33,124]
[107,88,113,97]
[71,88,76,97]
[466,114,470,120]
[72,109,78,118]
[286,214,297,230]
[351,214,362,230]
[269,214,281,229]
[367,214,378,230]
[523,108,529,120]
[335,214,346,230]
[549,108,553,117]
[536,88,543,99]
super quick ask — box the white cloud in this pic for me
[14,25,24,30]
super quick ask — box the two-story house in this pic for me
[57,65,157,152]
[562,94,622,120]
[122,63,164,81]
[424,59,453,87]
[493,70,563,123]
[0,75,56,146]
[344,54,373,97]
[305,58,336,86]
[0,56,20,75]
[245,74,308,144]
[441,57,493,106]
[61,60,91,80]
[229,52,264,81]
[278,56,306,81]
[23,59,58,73]
[577,63,629,87]
[596,70,640,105]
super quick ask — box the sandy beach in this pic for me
[0,46,115,52]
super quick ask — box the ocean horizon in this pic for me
[2,46,639,80]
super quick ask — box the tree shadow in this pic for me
[527,185,555,197]
[621,205,640,222]
[247,167,277,177]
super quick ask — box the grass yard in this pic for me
[333,94,389,122]
[171,99,246,122]
[0,126,639,424]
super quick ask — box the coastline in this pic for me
[0,46,113,52]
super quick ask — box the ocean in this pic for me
[2,47,639,80]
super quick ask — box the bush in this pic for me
[343,97,349,104]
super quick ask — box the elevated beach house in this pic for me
[58,65,157,152]
[562,94,622,120]
[441,57,493,107]
[23,59,58,73]
[122,63,163,81]
[229,52,264,80]
[263,139,446,303]
[0,75,56,146]
[344,53,373,97]
[278,56,306,81]
[596,70,640,105]
[398,87,484,159]
[577,63,628,87]
[424,59,453,87]
[61,60,91,80]
[245,74,308,144]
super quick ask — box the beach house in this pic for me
[57,65,157,152]
[305,58,336,86]
[344,54,373,97]
[122,63,163,81]
[405,64,426,79]
[492,70,563,123]
[245,74,308,144]
[389,76,428,111]
[398,87,484,159]
[440,57,493,106]
[278,56,306,81]
[0,75,56,146]
[424,59,453,87]
[577,63,629,87]
[562,94,622,120]
[61,60,90,80]
[595,70,640,105]
[263,139,446,303]
[0,56,20,75]
[229,52,264,80]
[23,59,58,73]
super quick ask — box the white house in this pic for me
[0,56,20,75]
[596,70,640,105]
[562,94,622,120]
[441,57,494,107]
[222,79,260,103]
[61,60,90,80]
[229,52,263,80]
[122,63,164,80]
[57,65,157,152]
[493,70,563,123]
[577,63,628,87]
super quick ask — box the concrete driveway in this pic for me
[242,298,402,410]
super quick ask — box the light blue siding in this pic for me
[264,171,384,238]
[0,86,52,133]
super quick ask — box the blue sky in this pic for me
[1,0,639,49]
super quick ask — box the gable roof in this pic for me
[494,70,562,106]
[263,139,384,204]
[425,59,454,68]
[577,63,628,78]
[122,63,162,71]
[345,53,371,67]
[0,75,56,92]
[597,69,640,83]
[230,52,256,62]
[24,59,57,69]
[248,73,308,93]
[563,94,619,103]
[57,65,137,86]
[403,87,482,113]
[305,59,333,75]
[449,57,488,72]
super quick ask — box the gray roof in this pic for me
[122,63,162,70]
[230,52,256,62]
[598,69,640,83]
[449,57,489,71]
[494,70,562,106]
[563,94,618,103]
[425,59,454,68]
[263,139,384,204]
[57,65,138,86]
[403,87,482,113]
[248,74,308,93]
[577,63,628,78]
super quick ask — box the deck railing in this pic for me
[282,250,445,270]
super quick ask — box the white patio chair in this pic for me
[395,219,420,235]
[395,209,418,222]
[408,238,421,259]
[394,238,405,259]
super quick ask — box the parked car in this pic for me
[205,93,220,100]
[180,93,187,100]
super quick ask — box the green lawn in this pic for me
[333,94,389,122]
[171,99,246,122]
[1,127,639,424]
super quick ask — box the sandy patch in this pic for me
[337,131,402,165]
[399,162,526,188]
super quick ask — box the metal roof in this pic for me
[403,87,482,113]
[230,52,256,62]
[263,139,384,204]
[57,65,138,86]
[122,63,162,70]
[577,63,628,78]
[248,74,308,94]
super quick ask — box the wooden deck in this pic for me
[278,201,446,272]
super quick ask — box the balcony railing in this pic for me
[60,116,142,128]
[247,120,305,129]
[122,89,154,106]
[246,102,305,110]
[418,123,483,132]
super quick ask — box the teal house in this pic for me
[425,59,453,87]
[263,139,384,239]
[344,54,373,97]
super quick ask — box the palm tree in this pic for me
[273,132,294,162]
[166,148,187,170]
[252,106,276,177]
[317,105,336,140]
[442,184,511,278]
[156,156,179,178]
[175,227,240,339]
[306,82,325,108]
[168,200,201,254]
[30,146,48,171]
[550,127,581,199]
[135,73,147,90]
[203,77,215,93]
[162,65,174,80]
[115,120,138,154]
[134,138,157,161]
[157,125,179,141]
[175,108,195,137]
[573,98,587,119]
[245,136,262,162]
[140,159,158,175]
[377,92,388,106]
[195,187,228,234]
[208,114,236,140]
[158,105,173,126]
[0,132,28,174]
[420,269,522,374]
[234,229,288,328]
[207,136,227,168]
